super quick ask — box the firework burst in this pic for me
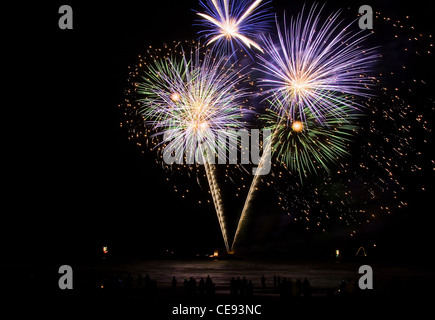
[258,4,377,126]
[196,0,272,55]
[263,101,359,181]
[137,45,249,164]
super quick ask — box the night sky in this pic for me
[4,0,434,265]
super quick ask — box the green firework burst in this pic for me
[263,99,360,181]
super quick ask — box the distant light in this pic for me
[103,246,109,254]
[213,250,219,257]
[336,249,340,258]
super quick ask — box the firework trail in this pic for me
[204,161,230,250]
[196,0,273,56]
[134,43,249,252]
[231,132,272,251]
[232,5,377,250]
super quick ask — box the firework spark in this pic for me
[196,0,272,55]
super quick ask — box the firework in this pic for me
[137,45,250,161]
[257,4,377,126]
[231,101,359,250]
[232,5,377,250]
[119,5,433,252]
[235,9,433,244]
[265,103,359,180]
[136,44,250,252]
[196,0,272,55]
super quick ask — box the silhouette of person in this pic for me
[171,276,177,295]
[247,280,254,296]
[241,276,248,296]
[149,279,157,296]
[273,275,277,288]
[289,278,297,297]
[189,277,197,296]
[145,273,150,287]
[261,275,266,289]
[206,275,212,286]
[303,278,311,297]
[136,274,144,289]
[236,277,242,296]
[199,278,205,296]
[230,277,236,296]
[183,278,189,295]
[280,277,288,298]
[205,275,214,296]
[296,279,303,295]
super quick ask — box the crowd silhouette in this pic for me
[88,271,365,301]
[229,276,254,296]
[180,275,216,297]
[97,272,158,299]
